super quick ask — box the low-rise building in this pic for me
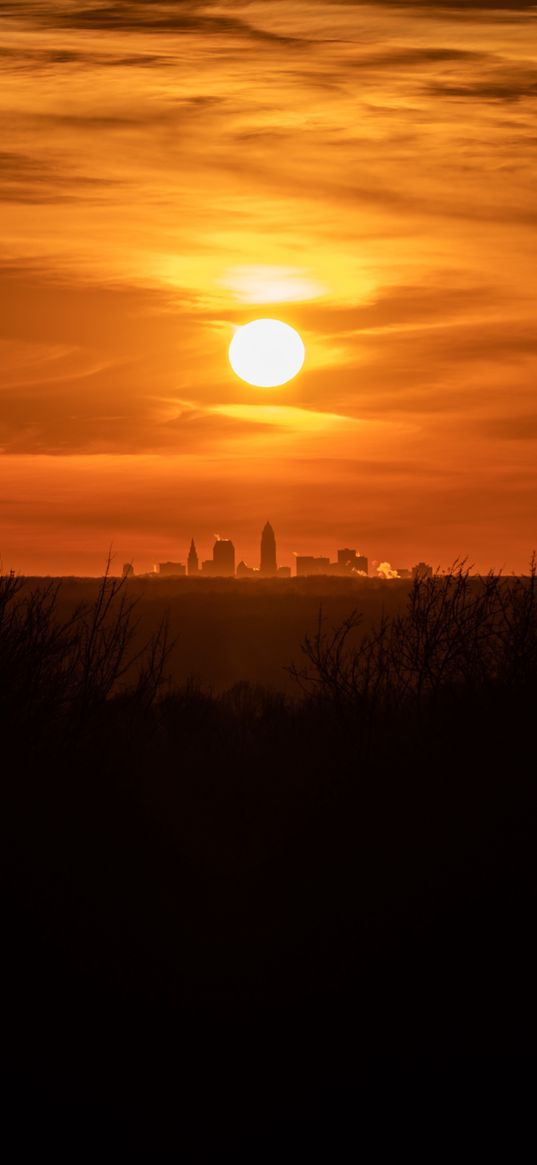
[159,562,185,577]
[236,561,257,578]
[296,556,331,577]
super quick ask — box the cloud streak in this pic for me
[2,1,309,44]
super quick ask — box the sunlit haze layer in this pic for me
[1,1,536,574]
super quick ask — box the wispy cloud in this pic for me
[2,1,309,43]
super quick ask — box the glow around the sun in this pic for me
[228,319,305,388]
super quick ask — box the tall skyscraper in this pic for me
[260,521,277,577]
[187,538,199,576]
[212,538,235,577]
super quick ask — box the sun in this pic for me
[228,319,305,388]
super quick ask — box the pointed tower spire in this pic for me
[187,538,199,576]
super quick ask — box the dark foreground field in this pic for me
[20,574,411,692]
[2,566,536,1147]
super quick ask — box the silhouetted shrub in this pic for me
[0,559,172,759]
[290,556,537,718]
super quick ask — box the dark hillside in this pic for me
[2,565,536,1147]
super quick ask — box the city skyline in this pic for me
[123,522,437,580]
[0,507,502,578]
[2,504,527,578]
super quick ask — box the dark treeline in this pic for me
[2,561,536,1146]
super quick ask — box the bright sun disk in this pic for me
[228,319,305,388]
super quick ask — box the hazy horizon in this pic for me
[4,539,534,579]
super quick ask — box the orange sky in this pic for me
[1,1,536,574]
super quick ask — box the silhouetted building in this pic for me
[296,556,330,577]
[187,538,199,576]
[395,568,412,579]
[159,562,185,576]
[412,562,433,580]
[122,563,134,578]
[336,549,368,575]
[212,538,235,577]
[237,560,257,578]
[277,566,291,578]
[260,521,277,577]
